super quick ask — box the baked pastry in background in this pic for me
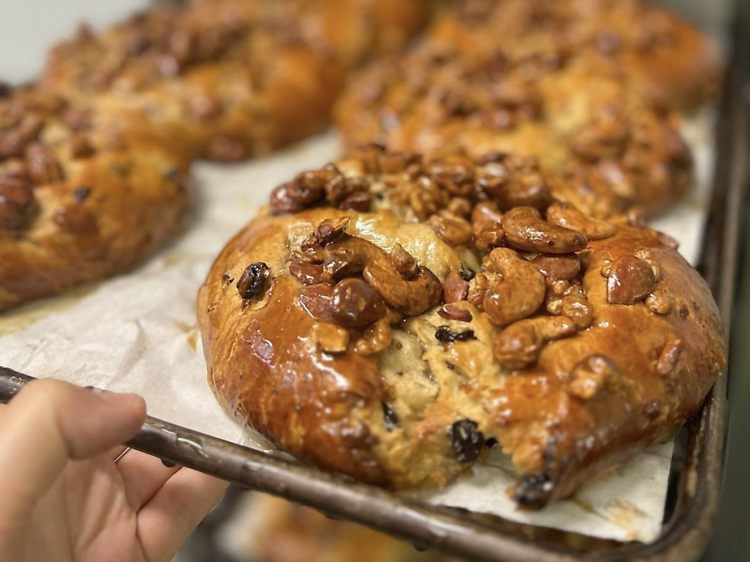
[431,0,723,111]
[40,0,433,162]
[198,148,726,507]
[0,0,435,313]
[232,493,462,562]
[336,40,694,218]
[0,87,189,311]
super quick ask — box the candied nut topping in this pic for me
[390,243,419,280]
[494,316,576,369]
[482,248,546,326]
[69,135,96,159]
[289,261,325,285]
[646,289,674,315]
[299,283,337,324]
[606,255,657,305]
[546,201,616,240]
[311,322,350,354]
[532,254,580,281]
[53,205,98,235]
[428,214,473,247]
[0,174,34,230]
[25,143,64,185]
[502,207,587,254]
[568,355,619,400]
[354,318,393,355]
[443,270,470,303]
[317,216,350,246]
[656,339,683,376]
[237,262,270,300]
[331,278,387,328]
[438,303,473,322]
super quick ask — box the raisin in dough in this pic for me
[40,0,433,162]
[198,150,726,506]
[0,88,189,311]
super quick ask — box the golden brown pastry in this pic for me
[336,40,694,218]
[0,87,189,311]
[40,0,433,162]
[437,0,723,111]
[198,149,726,507]
[237,493,462,562]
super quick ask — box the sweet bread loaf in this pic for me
[0,88,189,311]
[40,0,433,162]
[198,149,726,506]
[0,0,435,312]
[336,43,694,218]
[431,0,722,111]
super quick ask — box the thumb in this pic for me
[0,378,146,522]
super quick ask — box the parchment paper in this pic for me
[0,109,715,544]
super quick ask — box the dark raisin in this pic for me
[435,326,476,343]
[459,268,476,282]
[237,262,270,300]
[110,163,130,177]
[73,187,91,203]
[382,402,399,431]
[450,419,483,463]
[643,401,660,420]
[514,471,554,509]
[163,168,180,181]
[485,437,498,447]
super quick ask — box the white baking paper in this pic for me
[0,109,715,544]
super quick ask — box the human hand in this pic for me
[0,379,228,562]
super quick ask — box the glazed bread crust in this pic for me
[41,0,432,162]
[198,150,726,506]
[0,88,189,311]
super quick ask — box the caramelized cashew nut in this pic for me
[321,236,392,280]
[363,264,443,316]
[546,202,617,241]
[482,248,546,326]
[494,316,577,369]
[501,207,587,254]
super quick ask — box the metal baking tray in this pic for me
[1,0,747,559]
